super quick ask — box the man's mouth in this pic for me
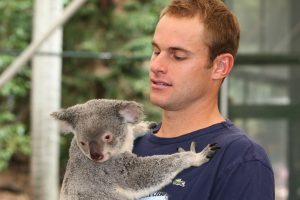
[151,79,172,87]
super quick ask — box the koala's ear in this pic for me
[51,110,75,133]
[118,101,144,123]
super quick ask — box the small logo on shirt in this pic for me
[172,178,186,187]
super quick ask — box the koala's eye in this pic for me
[105,135,111,140]
[103,133,113,142]
[80,141,86,146]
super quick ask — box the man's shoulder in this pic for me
[213,128,273,172]
[210,122,265,155]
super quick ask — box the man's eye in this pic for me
[172,53,187,61]
[170,50,188,61]
[173,55,186,61]
[153,50,160,55]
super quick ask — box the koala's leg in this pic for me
[117,143,219,199]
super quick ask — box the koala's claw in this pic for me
[209,143,221,151]
[148,122,158,130]
[186,142,220,167]
[177,142,220,165]
[204,143,220,159]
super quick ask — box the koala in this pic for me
[51,99,218,200]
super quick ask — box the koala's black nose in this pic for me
[89,141,104,161]
[90,152,104,161]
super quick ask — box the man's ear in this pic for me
[212,53,234,80]
[118,101,144,123]
[51,110,75,133]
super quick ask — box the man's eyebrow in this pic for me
[169,47,191,53]
[151,41,159,48]
[151,41,192,53]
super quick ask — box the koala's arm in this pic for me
[115,143,218,199]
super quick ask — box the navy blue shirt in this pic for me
[133,120,275,200]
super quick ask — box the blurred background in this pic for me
[0,0,299,199]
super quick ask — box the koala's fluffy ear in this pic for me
[51,109,75,134]
[118,101,144,123]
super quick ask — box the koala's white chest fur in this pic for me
[119,125,135,153]
[118,121,153,153]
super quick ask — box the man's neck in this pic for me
[156,102,225,138]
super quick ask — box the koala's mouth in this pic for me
[90,152,111,163]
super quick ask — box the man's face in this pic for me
[150,15,214,111]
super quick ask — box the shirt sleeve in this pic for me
[210,160,275,200]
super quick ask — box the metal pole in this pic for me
[220,78,229,118]
[30,0,63,199]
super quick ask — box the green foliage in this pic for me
[62,0,168,117]
[0,0,32,171]
[0,0,168,170]
[0,0,32,48]
[0,111,30,170]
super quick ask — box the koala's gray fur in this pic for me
[51,99,218,200]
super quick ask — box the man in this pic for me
[133,0,275,199]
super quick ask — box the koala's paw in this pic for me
[147,121,158,130]
[133,121,157,138]
[192,142,220,167]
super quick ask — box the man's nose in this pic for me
[150,53,168,74]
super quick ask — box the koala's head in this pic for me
[51,99,144,162]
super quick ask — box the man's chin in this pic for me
[150,96,165,107]
[150,97,171,110]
